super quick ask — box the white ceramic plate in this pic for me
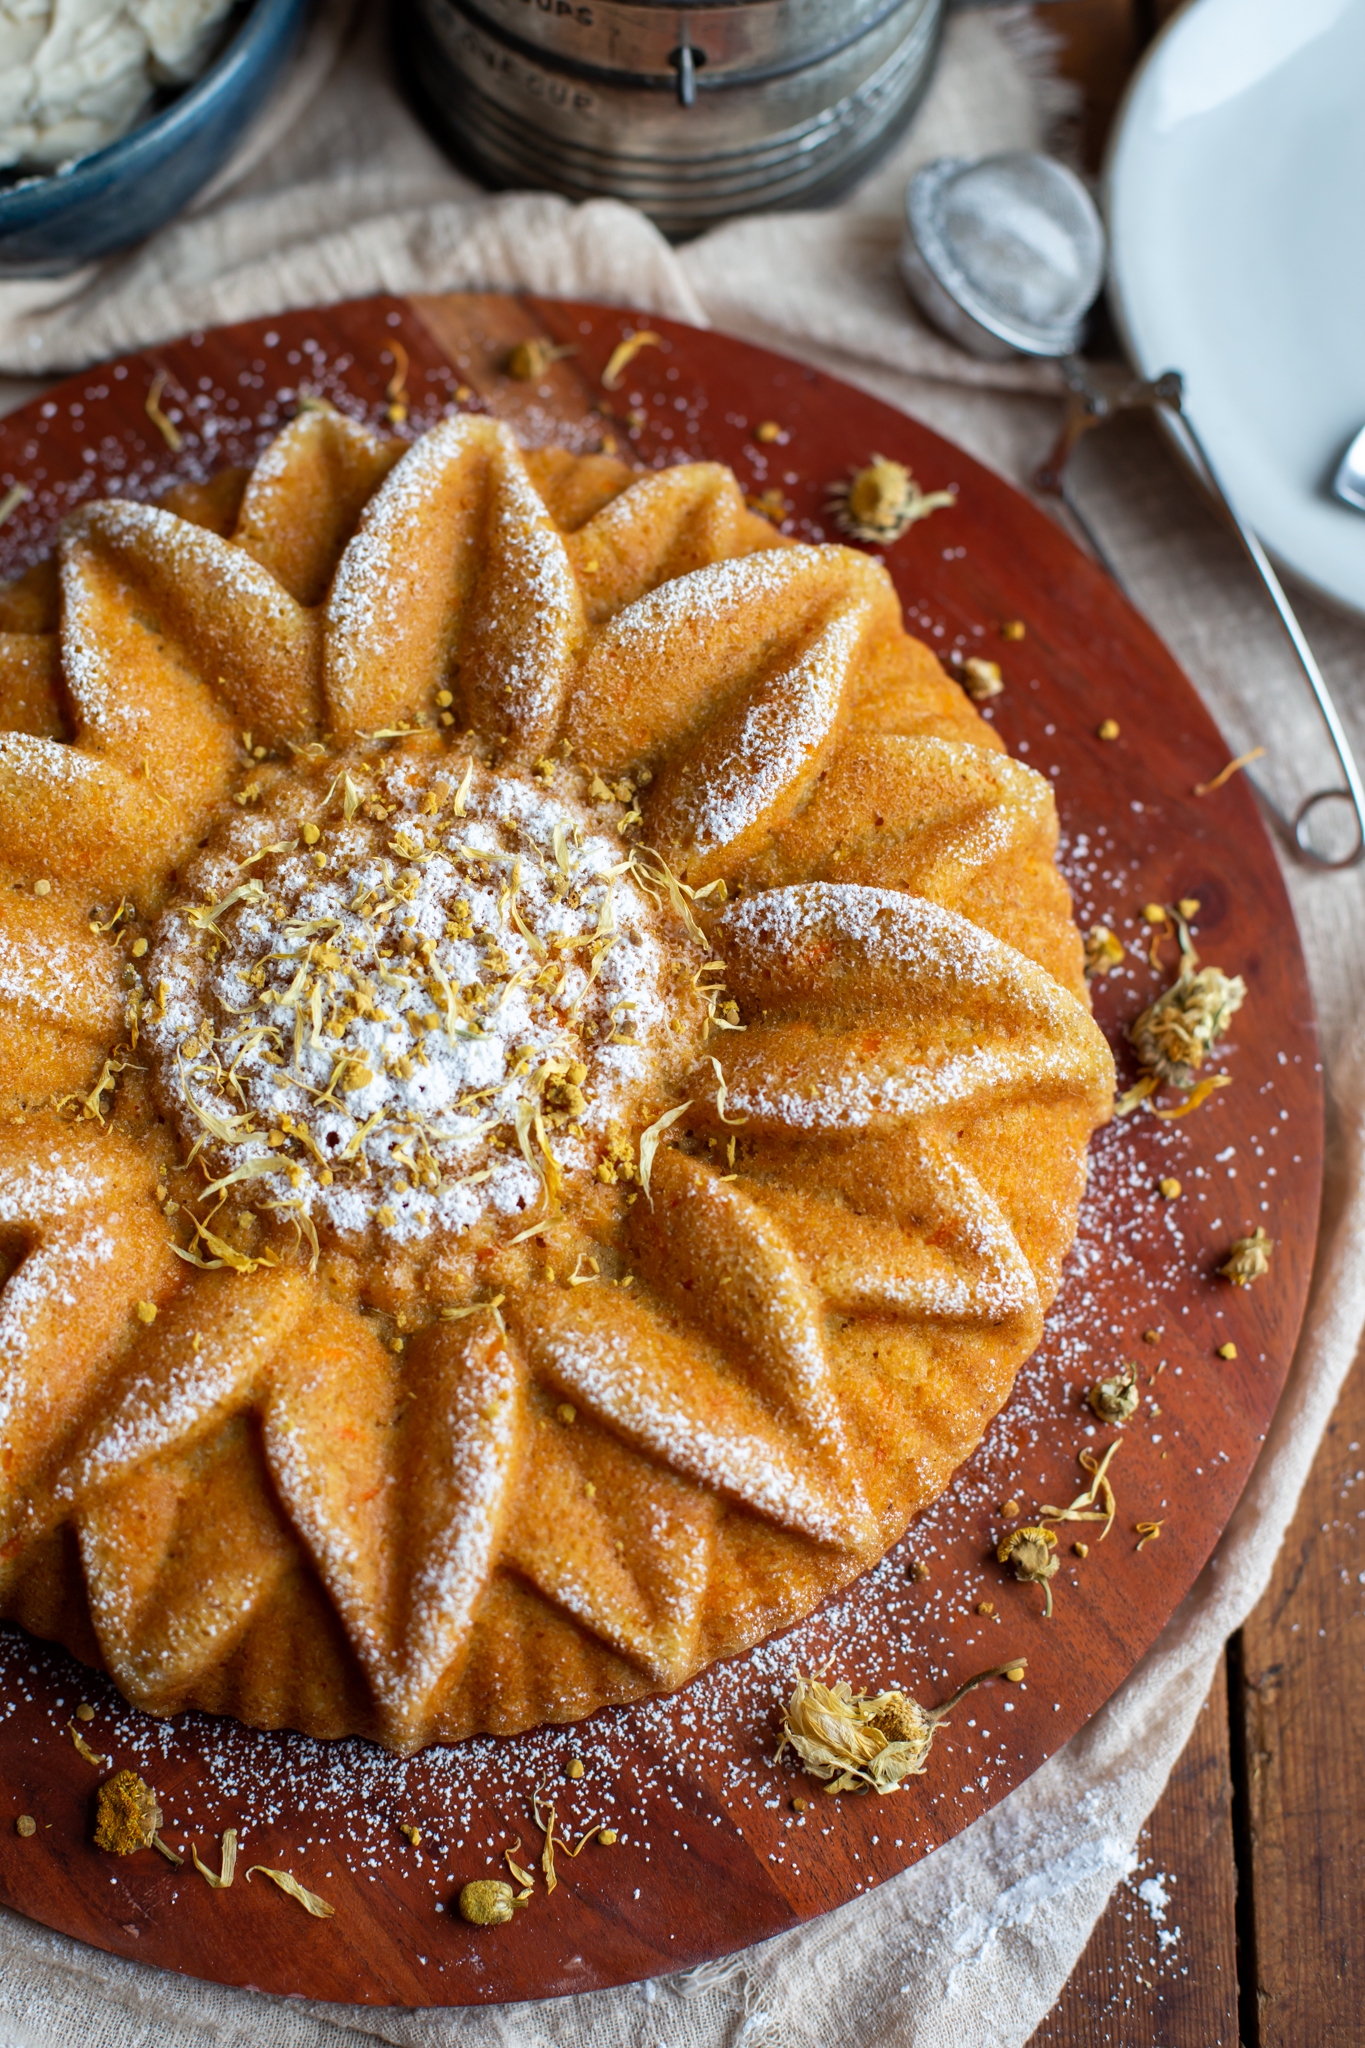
[1105,0,1365,619]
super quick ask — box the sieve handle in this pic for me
[1034,361,1365,871]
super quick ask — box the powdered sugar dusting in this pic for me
[685,605,864,855]
[143,746,704,1257]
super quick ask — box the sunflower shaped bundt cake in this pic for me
[0,407,1114,1753]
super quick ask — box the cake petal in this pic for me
[323,414,583,751]
[630,1145,860,1463]
[704,884,1113,1135]
[0,1124,171,1551]
[455,446,585,764]
[0,894,123,1109]
[750,1138,1042,1329]
[643,598,867,884]
[64,501,323,746]
[504,1405,715,1687]
[739,733,1084,996]
[513,1282,876,1553]
[0,631,65,740]
[258,1297,401,1702]
[567,544,897,777]
[391,1317,529,1747]
[0,731,182,898]
[76,1422,296,1708]
[66,1267,311,1500]
[563,462,774,624]
[232,407,402,607]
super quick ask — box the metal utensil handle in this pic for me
[1034,361,1365,871]
[1149,371,1365,871]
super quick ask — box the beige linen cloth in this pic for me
[2,6,1364,2043]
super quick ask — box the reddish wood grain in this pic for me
[0,294,1323,2008]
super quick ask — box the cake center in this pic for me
[145,746,710,1255]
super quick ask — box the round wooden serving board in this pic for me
[0,296,1323,2009]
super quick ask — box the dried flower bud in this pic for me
[15,1815,36,1837]
[1084,925,1124,977]
[1130,925,1246,1087]
[830,455,954,543]
[597,1827,619,1845]
[458,1878,517,1925]
[777,1663,1024,1795]
[1219,1226,1273,1287]
[1088,1366,1140,1425]
[94,1770,162,1855]
[1097,718,1120,741]
[960,657,1005,703]
[997,1525,1059,1617]
[1158,1177,1182,1199]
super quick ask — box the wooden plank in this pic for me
[1237,1332,1365,2045]
[1029,1659,1239,2045]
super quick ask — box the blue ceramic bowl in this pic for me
[0,0,308,278]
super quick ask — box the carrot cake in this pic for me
[0,408,1114,1752]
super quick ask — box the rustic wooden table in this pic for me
[1027,5,1365,2040]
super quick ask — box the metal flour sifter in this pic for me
[397,0,946,240]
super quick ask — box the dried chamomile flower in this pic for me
[777,1664,1023,1794]
[1088,1366,1140,1425]
[829,455,954,544]
[504,338,575,381]
[15,1815,36,1837]
[1084,924,1124,977]
[1219,1225,1273,1287]
[1130,918,1245,1088]
[459,1878,518,1925]
[93,1770,161,1855]
[997,1526,1059,1617]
